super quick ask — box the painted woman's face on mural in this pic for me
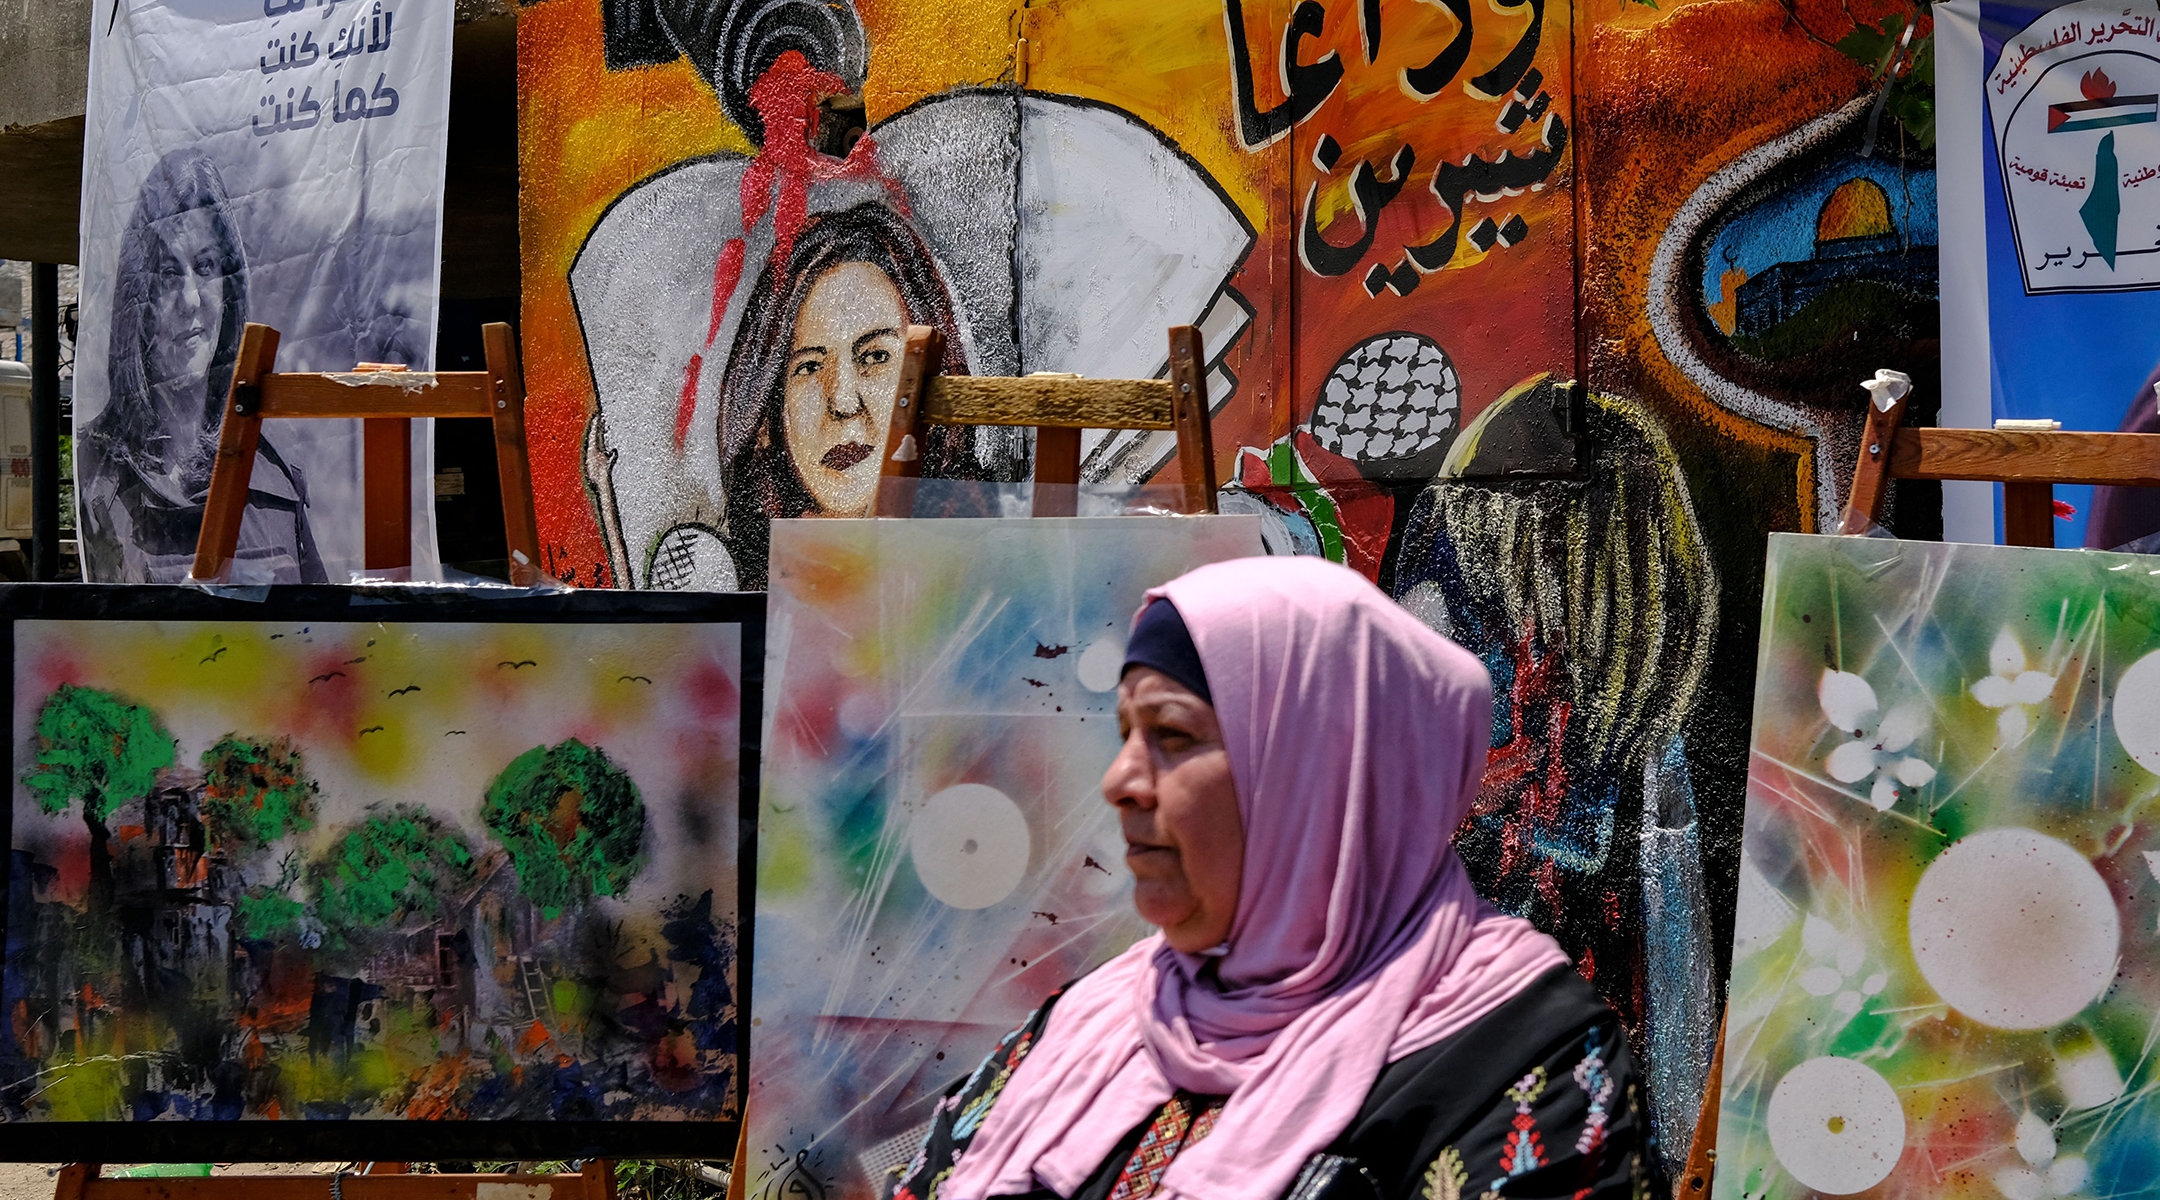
[147,206,226,398]
[782,261,905,517]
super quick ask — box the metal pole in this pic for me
[30,263,59,581]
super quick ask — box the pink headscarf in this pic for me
[940,556,1570,1200]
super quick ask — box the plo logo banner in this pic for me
[74,0,451,584]
[1990,0,2160,292]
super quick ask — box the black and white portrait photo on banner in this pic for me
[75,0,452,583]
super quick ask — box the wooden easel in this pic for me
[1677,395,2160,1197]
[876,324,1219,518]
[189,321,547,586]
[1835,387,2160,543]
[54,1160,618,1200]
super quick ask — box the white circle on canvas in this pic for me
[1076,636,1127,693]
[910,784,1031,909]
[1766,1056,1904,1194]
[1909,827,2119,1030]
[2114,650,2160,773]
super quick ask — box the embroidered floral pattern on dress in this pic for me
[1495,1067,1550,1187]
[1105,1092,1229,1200]
[951,1023,1040,1142]
[1573,1029,1614,1157]
[1423,1146,1469,1200]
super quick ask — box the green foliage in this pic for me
[1838,9,1936,150]
[22,684,175,821]
[311,805,477,945]
[236,887,305,941]
[481,739,647,915]
[201,734,316,846]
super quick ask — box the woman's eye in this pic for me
[790,359,822,378]
[859,348,891,367]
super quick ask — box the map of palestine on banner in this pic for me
[74,0,452,584]
[1940,0,2160,548]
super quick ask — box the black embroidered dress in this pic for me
[889,965,1648,1200]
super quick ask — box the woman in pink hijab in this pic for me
[889,557,1646,1200]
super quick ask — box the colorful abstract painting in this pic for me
[749,516,1260,1200]
[1716,533,2160,1198]
[0,592,746,1155]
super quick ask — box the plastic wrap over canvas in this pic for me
[2,614,741,1130]
[751,516,1260,1200]
[1717,533,2160,1200]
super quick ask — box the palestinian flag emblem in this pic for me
[2049,68,2158,132]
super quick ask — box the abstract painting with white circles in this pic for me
[1717,533,2160,1200]
[748,515,1261,1200]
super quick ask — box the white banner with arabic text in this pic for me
[74,0,450,583]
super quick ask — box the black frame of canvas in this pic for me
[0,584,763,1162]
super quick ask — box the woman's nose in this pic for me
[829,362,865,420]
[1101,731,1153,808]
[178,269,204,313]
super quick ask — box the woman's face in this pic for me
[782,261,906,516]
[146,206,226,395]
[1104,667,1243,954]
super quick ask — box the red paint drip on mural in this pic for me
[677,354,705,450]
[672,49,911,453]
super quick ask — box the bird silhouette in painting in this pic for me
[388,685,421,698]
[498,660,538,670]
[1032,911,1060,925]
[618,675,653,684]
[309,671,346,685]
[199,646,228,665]
[1082,856,1110,875]
[270,633,285,640]
[358,725,386,737]
[346,656,367,665]
[444,730,468,736]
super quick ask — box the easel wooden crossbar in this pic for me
[875,323,1219,518]
[190,321,544,585]
[55,1161,618,1200]
[1836,386,2160,544]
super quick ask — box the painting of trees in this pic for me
[310,805,478,948]
[481,739,646,916]
[200,734,316,847]
[21,684,175,915]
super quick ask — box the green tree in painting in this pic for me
[310,805,478,947]
[22,684,176,915]
[200,735,317,847]
[481,739,646,916]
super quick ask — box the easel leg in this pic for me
[53,1163,96,1200]
[2004,481,2056,547]
[727,1119,750,1200]
[363,417,414,572]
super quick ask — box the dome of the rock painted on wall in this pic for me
[1816,177,1894,244]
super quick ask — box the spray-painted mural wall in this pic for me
[518,0,1936,1176]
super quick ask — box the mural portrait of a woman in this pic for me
[615,202,1011,591]
[78,147,325,584]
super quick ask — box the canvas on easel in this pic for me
[1712,532,2160,1198]
[747,515,1260,1200]
[0,585,757,1163]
